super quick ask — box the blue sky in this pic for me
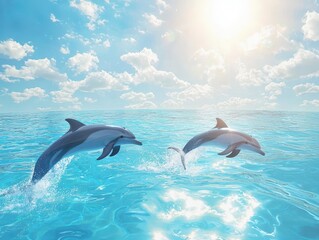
[0,0,319,112]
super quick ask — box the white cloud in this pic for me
[121,48,158,71]
[143,13,163,27]
[120,91,157,109]
[236,63,268,86]
[120,91,155,102]
[167,84,212,103]
[37,107,51,111]
[242,25,298,54]
[79,71,128,92]
[50,13,60,22]
[216,97,256,109]
[264,48,319,79]
[264,82,286,100]
[0,58,68,82]
[50,70,128,107]
[120,91,156,109]
[161,99,182,109]
[10,87,47,103]
[103,39,111,48]
[122,37,136,43]
[121,48,188,89]
[301,99,319,107]
[0,88,8,95]
[161,31,180,43]
[156,0,169,10]
[0,39,34,60]
[70,0,104,30]
[192,48,225,83]
[293,83,319,96]
[50,81,80,104]
[67,51,99,73]
[124,101,157,109]
[84,97,96,103]
[302,11,319,41]
[63,32,91,45]
[60,46,70,55]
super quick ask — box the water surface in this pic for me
[0,110,318,239]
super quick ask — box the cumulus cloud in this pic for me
[50,13,60,23]
[60,46,70,55]
[293,83,319,96]
[0,39,34,60]
[242,25,298,54]
[50,70,127,108]
[70,0,104,30]
[236,63,268,86]
[143,13,163,27]
[10,87,47,103]
[122,37,136,43]
[79,71,128,92]
[192,48,225,83]
[301,99,319,107]
[0,58,68,82]
[161,84,212,109]
[264,82,286,101]
[121,48,158,71]
[103,39,111,48]
[50,81,80,105]
[121,48,188,88]
[84,97,96,103]
[216,97,256,109]
[67,51,99,73]
[264,48,319,79]
[167,84,212,103]
[302,11,319,41]
[156,0,169,10]
[124,101,157,109]
[120,91,156,109]
[120,91,155,101]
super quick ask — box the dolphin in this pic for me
[31,118,142,183]
[168,118,265,170]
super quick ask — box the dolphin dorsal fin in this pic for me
[214,118,228,128]
[65,118,85,133]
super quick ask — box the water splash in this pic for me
[136,147,203,175]
[0,156,74,213]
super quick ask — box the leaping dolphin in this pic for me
[168,118,265,170]
[31,118,142,183]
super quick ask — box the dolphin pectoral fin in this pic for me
[97,137,121,160]
[110,146,120,157]
[97,142,116,160]
[218,141,246,156]
[218,145,234,155]
[226,149,240,158]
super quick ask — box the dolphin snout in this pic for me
[255,148,265,156]
[131,139,142,145]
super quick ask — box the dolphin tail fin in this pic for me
[168,147,186,170]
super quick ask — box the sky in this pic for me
[0,0,319,112]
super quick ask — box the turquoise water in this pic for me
[0,110,318,239]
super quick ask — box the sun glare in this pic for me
[208,0,252,39]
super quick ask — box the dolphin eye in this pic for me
[120,135,124,138]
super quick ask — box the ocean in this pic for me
[0,110,318,239]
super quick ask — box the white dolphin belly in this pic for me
[203,132,246,149]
